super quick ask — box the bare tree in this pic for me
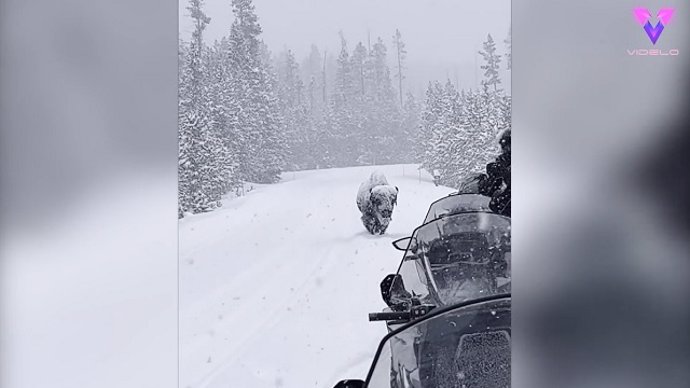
[322,49,327,103]
[392,29,407,108]
[504,26,512,71]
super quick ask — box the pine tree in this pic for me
[413,32,511,190]
[207,38,240,193]
[351,42,368,99]
[400,92,420,162]
[179,0,228,217]
[392,29,407,108]
[276,49,317,170]
[303,45,324,114]
[454,86,500,185]
[434,81,463,184]
[333,32,353,109]
[276,49,303,109]
[478,34,502,92]
[349,42,370,164]
[321,49,328,106]
[365,37,400,164]
[417,81,505,189]
[328,33,357,166]
[417,81,445,171]
[227,0,286,183]
[186,0,210,108]
[504,27,512,71]
[368,38,396,107]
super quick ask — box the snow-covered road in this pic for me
[179,164,455,388]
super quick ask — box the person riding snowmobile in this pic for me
[480,129,511,217]
[458,129,511,217]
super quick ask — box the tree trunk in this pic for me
[397,44,403,108]
[322,50,327,103]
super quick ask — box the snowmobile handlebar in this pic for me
[369,304,436,322]
[368,311,411,321]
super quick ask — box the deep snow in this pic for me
[179,164,455,388]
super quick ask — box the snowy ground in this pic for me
[179,164,455,388]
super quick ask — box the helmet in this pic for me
[499,129,511,153]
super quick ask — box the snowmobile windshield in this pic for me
[392,248,434,307]
[408,212,510,306]
[422,194,491,224]
[366,296,510,388]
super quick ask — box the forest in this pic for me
[179,0,511,217]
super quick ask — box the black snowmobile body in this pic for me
[333,294,511,388]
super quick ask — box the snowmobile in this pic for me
[332,193,511,388]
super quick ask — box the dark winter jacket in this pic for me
[477,131,511,217]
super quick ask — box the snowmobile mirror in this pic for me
[332,379,365,388]
[392,236,412,251]
[380,274,397,306]
[381,274,411,309]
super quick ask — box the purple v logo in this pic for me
[643,20,665,44]
[634,8,674,45]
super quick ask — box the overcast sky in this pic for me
[179,0,511,94]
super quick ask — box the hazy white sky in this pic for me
[179,0,511,94]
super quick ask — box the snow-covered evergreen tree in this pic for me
[275,33,415,169]
[227,0,286,184]
[400,92,420,161]
[453,87,500,183]
[332,33,353,109]
[351,42,367,99]
[479,34,502,92]
[302,45,324,112]
[179,0,228,217]
[328,33,357,166]
[417,81,445,172]
[366,37,401,165]
[417,75,508,189]
[206,37,240,193]
[276,49,320,170]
